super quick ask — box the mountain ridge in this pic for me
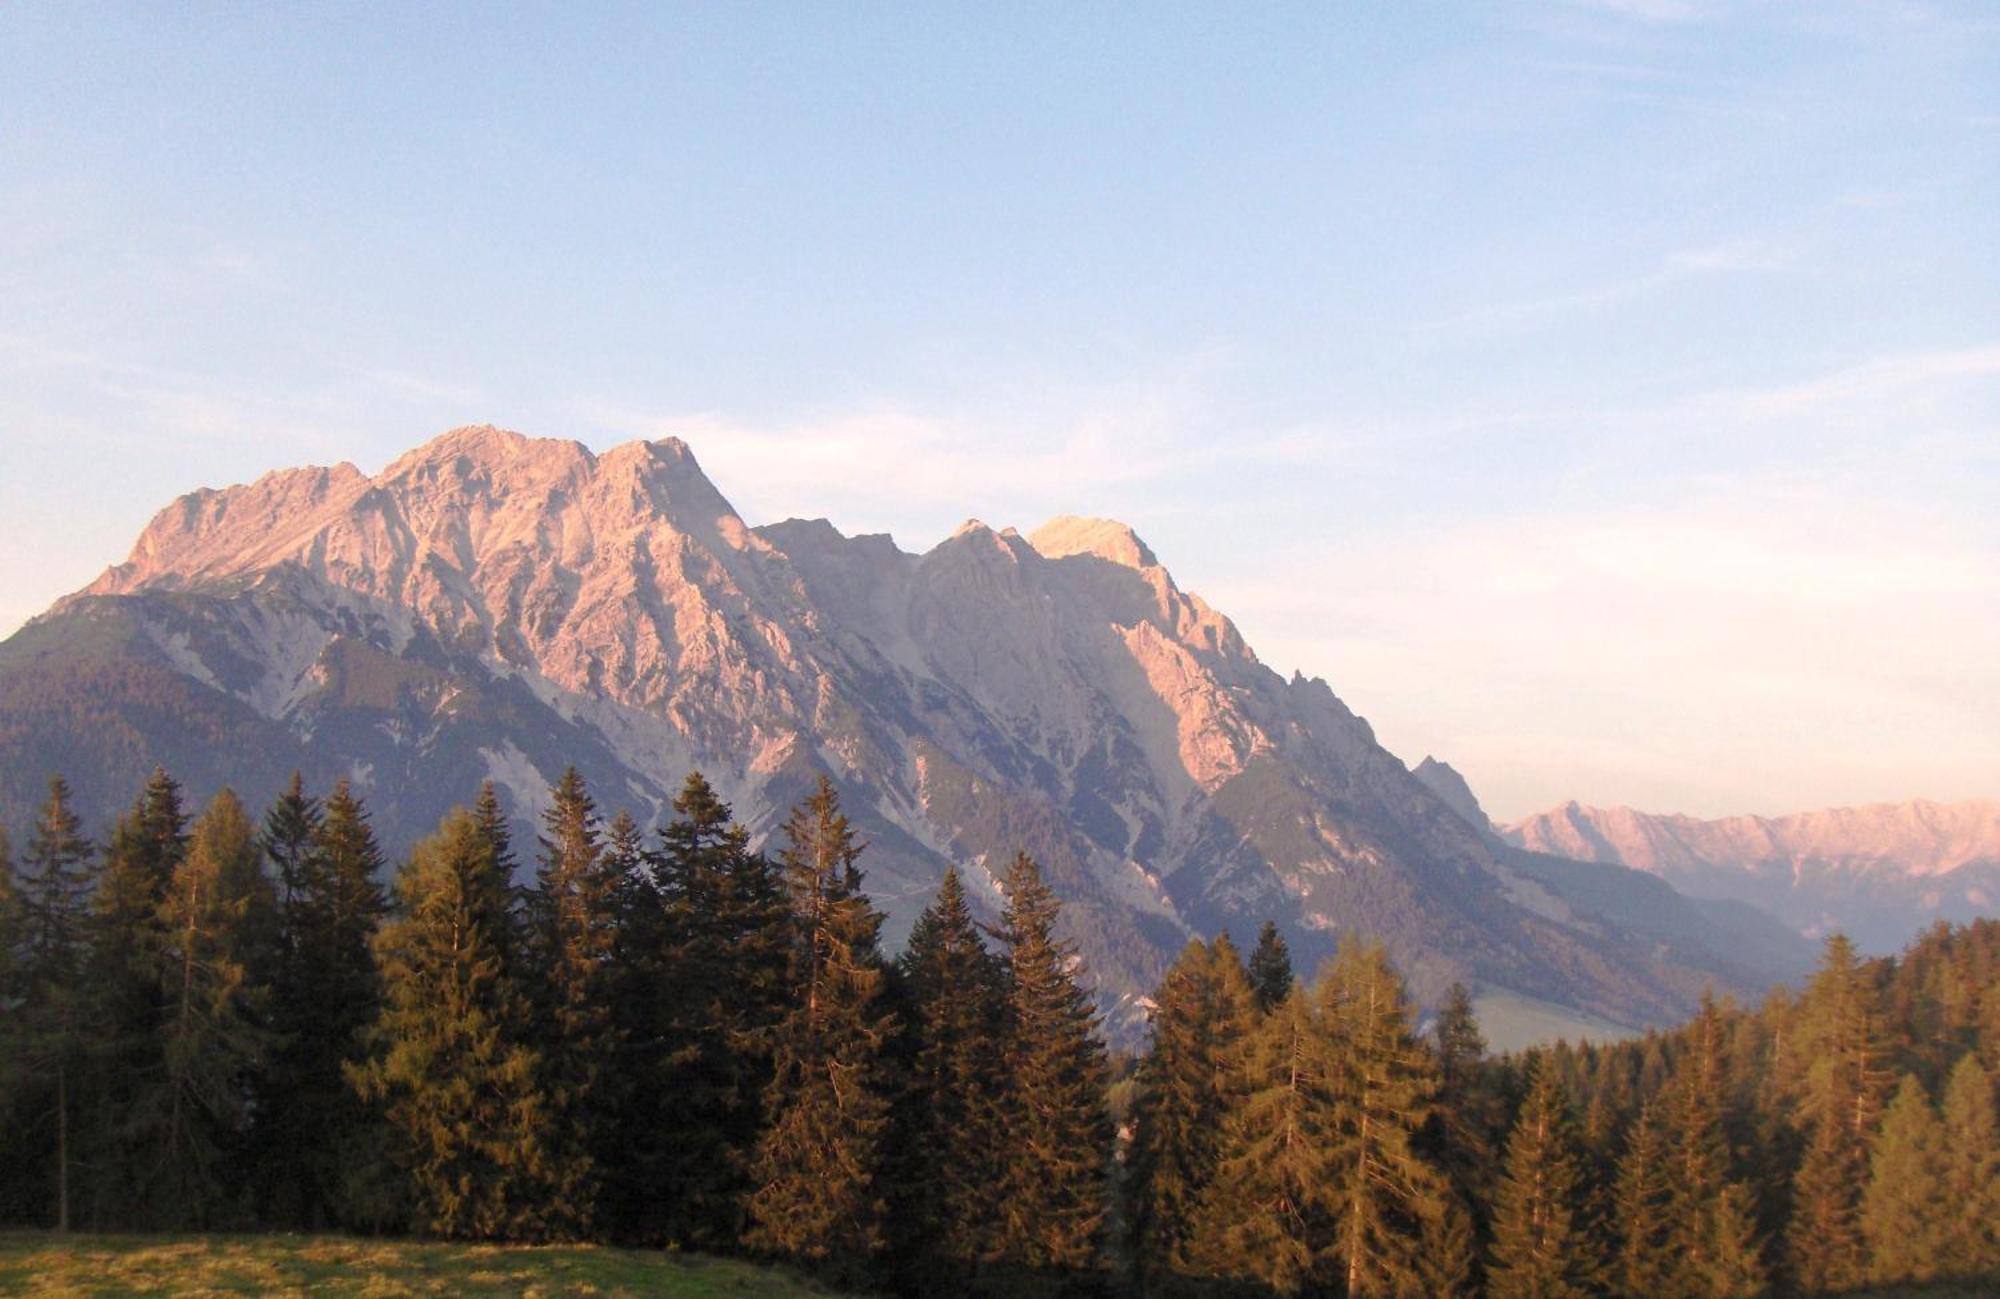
[0,425,1814,1036]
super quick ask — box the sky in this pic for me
[1,2,1995,822]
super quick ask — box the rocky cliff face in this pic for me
[1504,799,2000,952]
[1,426,1811,1032]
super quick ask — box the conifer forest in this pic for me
[2,764,1996,1298]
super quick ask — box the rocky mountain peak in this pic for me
[1413,756,1493,834]
[1027,515,1159,570]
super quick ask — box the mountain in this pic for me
[1504,799,2000,952]
[0,426,1810,1037]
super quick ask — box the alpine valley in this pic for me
[0,426,1819,1043]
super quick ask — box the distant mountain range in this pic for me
[1501,797,2000,953]
[0,425,1816,1040]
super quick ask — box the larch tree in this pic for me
[1937,1054,2000,1277]
[1788,933,1889,1294]
[350,807,550,1240]
[1247,919,1294,1015]
[1130,933,1257,1280]
[139,788,274,1228]
[523,767,619,1241]
[1318,941,1453,1299]
[745,776,896,1276]
[1485,1056,1601,1299]
[1861,1072,1948,1285]
[1183,985,1330,1297]
[896,865,1007,1272]
[992,850,1112,1274]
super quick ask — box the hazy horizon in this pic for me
[2,4,1994,821]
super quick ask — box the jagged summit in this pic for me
[1027,515,1159,570]
[0,423,1817,1038]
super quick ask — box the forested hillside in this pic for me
[2,762,1994,1297]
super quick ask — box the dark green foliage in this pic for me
[1862,1073,1948,1285]
[1130,934,1256,1279]
[1247,920,1293,1015]
[895,866,1008,1274]
[524,768,618,1241]
[1484,1058,1599,1299]
[637,771,791,1247]
[745,777,895,1275]
[992,850,1113,1274]
[350,807,551,1240]
[1610,1101,1675,1296]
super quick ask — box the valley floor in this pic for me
[0,1231,844,1298]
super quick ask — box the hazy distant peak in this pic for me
[1413,756,1493,833]
[1028,515,1159,570]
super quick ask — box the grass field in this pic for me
[0,1231,844,1297]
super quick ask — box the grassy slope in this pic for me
[0,1232,843,1298]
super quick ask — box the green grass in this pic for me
[0,1231,846,1298]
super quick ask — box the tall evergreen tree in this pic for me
[350,806,550,1240]
[639,771,791,1246]
[1247,920,1294,1015]
[522,767,618,1242]
[745,777,896,1275]
[1184,986,1330,1297]
[1861,1073,1948,1285]
[1485,1056,1600,1299]
[136,788,274,1228]
[1319,941,1453,1299]
[992,850,1113,1274]
[1788,934,1888,1294]
[1937,1054,2000,1277]
[1431,980,1501,1230]
[896,865,1007,1274]
[1659,995,1766,1299]
[1610,1101,1675,1297]
[1130,933,1256,1281]
[13,777,96,1232]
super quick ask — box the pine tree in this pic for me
[639,771,791,1246]
[1937,1054,2000,1277]
[1183,985,1330,1297]
[745,777,896,1275]
[896,865,1008,1273]
[1861,1073,1948,1285]
[1658,994,1766,1299]
[136,788,274,1228]
[350,806,550,1240]
[992,850,1113,1273]
[1486,1056,1600,1299]
[1421,1191,1481,1299]
[1432,980,1501,1226]
[1319,941,1453,1299]
[13,777,96,1232]
[521,767,618,1241]
[1788,934,1888,1294]
[1130,933,1257,1280]
[1248,919,1294,1014]
[1610,1101,1675,1297]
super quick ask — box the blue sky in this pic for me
[2,2,1995,819]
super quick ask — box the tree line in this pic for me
[2,764,1997,1297]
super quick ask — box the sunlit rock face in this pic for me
[1505,798,2000,952]
[3,425,1811,1036]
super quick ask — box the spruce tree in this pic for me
[1610,1101,1675,1297]
[1432,980,1501,1225]
[1486,1056,1600,1299]
[13,777,96,1232]
[523,767,618,1241]
[745,777,896,1275]
[1183,985,1330,1296]
[1861,1073,1948,1285]
[1319,941,1453,1299]
[640,771,790,1246]
[1788,934,1888,1294]
[1248,919,1294,1014]
[1659,994,1766,1299]
[896,865,1008,1273]
[1130,933,1256,1280]
[350,806,550,1240]
[137,788,274,1228]
[992,849,1113,1273]
[1937,1054,2000,1277]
